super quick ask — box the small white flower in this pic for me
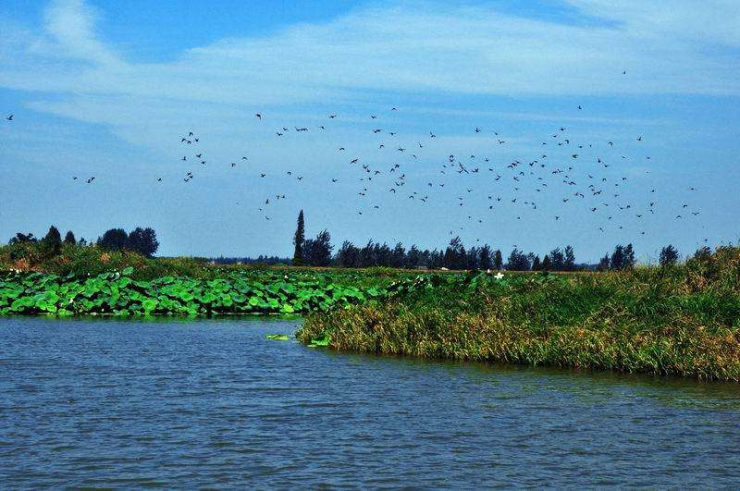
[494,272,504,280]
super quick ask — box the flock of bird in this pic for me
[4,99,703,243]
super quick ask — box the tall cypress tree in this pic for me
[293,210,305,266]
[63,230,76,245]
[41,225,63,256]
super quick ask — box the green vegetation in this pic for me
[3,235,739,381]
[265,334,290,341]
[0,266,393,317]
[297,245,740,381]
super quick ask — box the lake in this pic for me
[1,317,739,488]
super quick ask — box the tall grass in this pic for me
[298,246,740,381]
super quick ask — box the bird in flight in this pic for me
[6,114,12,121]
[255,113,262,120]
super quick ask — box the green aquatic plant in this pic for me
[0,267,399,318]
[308,330,332,347]
[265,334,290,341]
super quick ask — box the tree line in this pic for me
[290,210,685,270]
[7,226,160,258]
[5,214,687,270]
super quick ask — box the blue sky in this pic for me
[0,0,738,262]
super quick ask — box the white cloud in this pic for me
[0,0,737,108]
[41,0,121,66]
[0,0,738,177]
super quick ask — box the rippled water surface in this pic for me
[1,317,740,488]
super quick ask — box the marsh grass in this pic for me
[297,246,740,381]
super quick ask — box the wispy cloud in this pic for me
[1,0,739,106]
[41,0,120,66]
[0,0,734,159]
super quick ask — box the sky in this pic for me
[0,0,738,262]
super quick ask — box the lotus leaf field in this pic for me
[0,267,395,317]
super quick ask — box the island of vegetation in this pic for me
[1,217,738,381]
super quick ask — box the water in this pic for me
[1,317,739,488]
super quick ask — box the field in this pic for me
[2,242,739,380]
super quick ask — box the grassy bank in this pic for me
[298,246,740,381]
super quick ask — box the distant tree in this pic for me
[624,243,636,270]
[467,246,480,270]
[293,210,305,266]
[128,227,159,257]
[597,253,610,272]
[406,245,422,269]
[541,254,552,271]
[63,230,76,245]
[506,248,531,271]
[659,244,679,267]
[335,240,360,268]
[479,244,493,270]
[422,249,432,268]
[301,238,315,265]
[98,228,129,251]
[564,245,576,271]
[359,240,375,267]
[8,232,37,245]
[429,249,444,269]
[493,249,503,270]
[391,242,406,268]
[78,237,87,247]
[307,229,333,267]
[40,225,63,256]
[444,236,467,270]
[549,247,565,271]
[610,245,625,270]
[693,246,712,260]
[376,242,392,267]
[531,255,542,271]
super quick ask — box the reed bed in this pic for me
[298,246,740,380]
